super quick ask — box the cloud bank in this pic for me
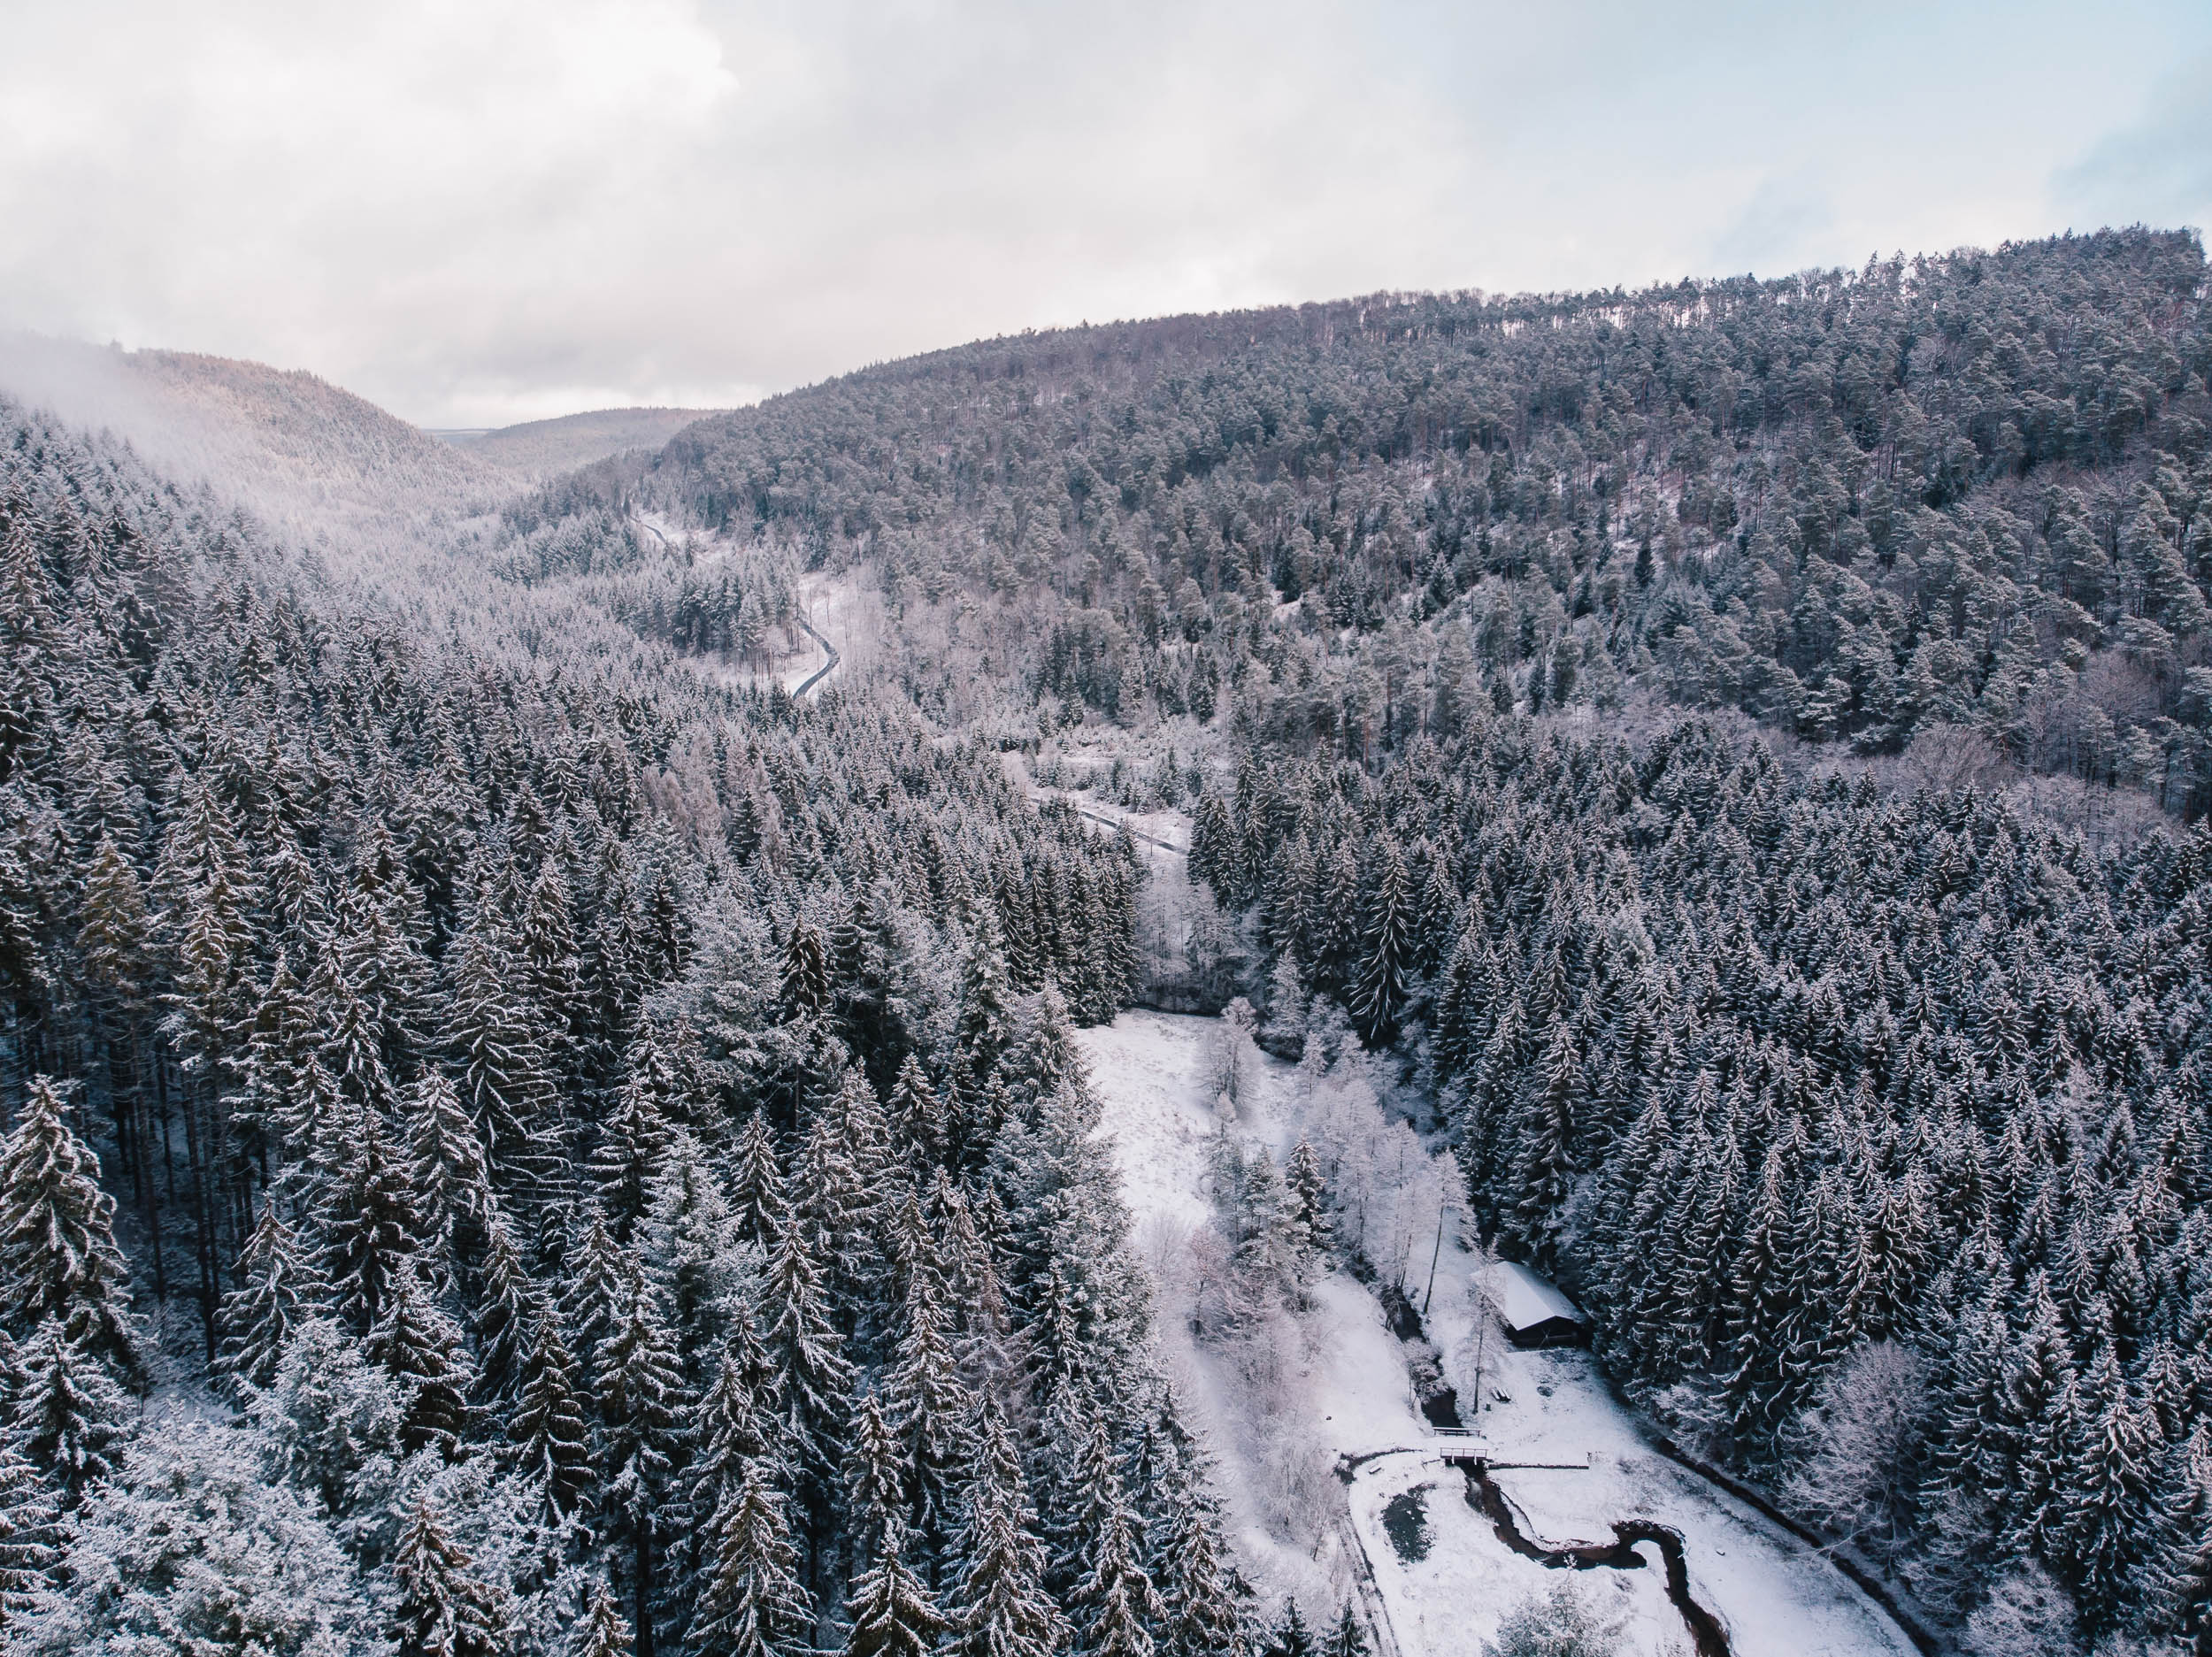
[3,0,2205,426]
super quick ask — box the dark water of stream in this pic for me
[1455,1459,1731,1657]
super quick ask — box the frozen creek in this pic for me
[1077,1009,1923,1657]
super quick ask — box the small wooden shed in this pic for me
[1486,1260,1589,1348]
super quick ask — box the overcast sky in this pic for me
[3,0,2206,428]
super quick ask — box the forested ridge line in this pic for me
[558,227,2212,821]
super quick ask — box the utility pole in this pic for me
[1470,1244,1493,1425]
[1421,1199,1447,1318]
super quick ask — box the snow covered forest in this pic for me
[0,396,1171,1653]
[0,222,2209,1657]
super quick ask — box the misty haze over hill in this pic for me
[437,410,733,480]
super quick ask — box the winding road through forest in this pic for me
[632,512,841,697]
[790,609,839,696]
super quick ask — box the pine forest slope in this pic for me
[0,386,1179,1653]
[609,228,2212,818]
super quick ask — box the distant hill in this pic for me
[631,226,2212,814]
[436,406,726,477]
[0,334,498,542]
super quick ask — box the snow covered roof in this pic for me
[1486,1260,1586,1333]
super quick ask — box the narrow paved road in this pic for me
[631,512,840,697]
[791,610,840,697]
[1064,802,1186,855]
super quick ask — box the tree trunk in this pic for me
[633,1513,656,1657]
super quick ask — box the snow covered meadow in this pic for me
[1078,1008,1923,1657]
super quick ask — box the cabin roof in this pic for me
[1486,1259,1586,1332]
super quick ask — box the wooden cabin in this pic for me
[1486,1260,1589,1348]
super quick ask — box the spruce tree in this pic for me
[1071,1483,1160,1657]
[597,1262,687,1650]
[692,1462,814,1657]
[728,1111,792,1249]
[1265,1600,1313,1657]
[2062,1336,2160,1635]
[74,834,155,1169]
[314,949,401,1124]
[12,1317,128,1493]
[368,1257,474,1454]
[1152,1489,1245,1657]
[683,1339,775,1557]
[1325,1603,1368,1657]
[1505,1025,1580,1272]
[948,1400,1067,1657]
[795,1101,874,1319]
[844,1515,949,1657]
[955,917,1017,1076]
[269,1053,349,1193]
[569,1576,634,1657]
[320,1097,417,1334]
[216,1201,329,1392]
[642,1127,747,1371]
[1283,1139,1331,1271]
[2001,1279,2082,1555]
[0,1078,140,1382]
[846,1392,908,1568]
[520,859,589,1073]
[761,1213,856,1484]
[511,1305,595,1520]
[888,1055,947,1168]
[931,1175,1013,1386]
[590,1070,672,1245]
[232,947,318,1162]
[885,1257,975,1541]
[403,1069,495,1274]
[391,1492,507,1657]
[0,1438,58,1625]
[564,1203,628,1366]
[471,1207,535,1404]
[1722,1147,1795,1449]
[1349,839,1413,1040]
[780,919,831,1024]
[441,917,564,1192]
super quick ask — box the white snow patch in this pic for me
[1350,1451,1681,1657]
[1079,1008,1921,1657]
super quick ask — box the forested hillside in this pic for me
[0,334,495,544]
[1183,714,2212,1645]
[6,226,2212,1657]
[0,394,1227,1655]
[579,224,2212,1647]
[626,228,2211,817]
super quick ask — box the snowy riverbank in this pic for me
[1078,1008,1922,1657]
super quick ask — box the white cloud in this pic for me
[1,0,2204,426]
[2048,55,2212,236]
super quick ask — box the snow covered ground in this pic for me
[1003,753,1207,1004]
[999,749,1191,855]
[1078,1009,1921,1657]
[792,568,885,688]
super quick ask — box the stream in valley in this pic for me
[1455,1457,1731,1657]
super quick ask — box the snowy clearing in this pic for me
[999,749,1192,855]
[1079,1008,1921,1657]
[792,567,886,686]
